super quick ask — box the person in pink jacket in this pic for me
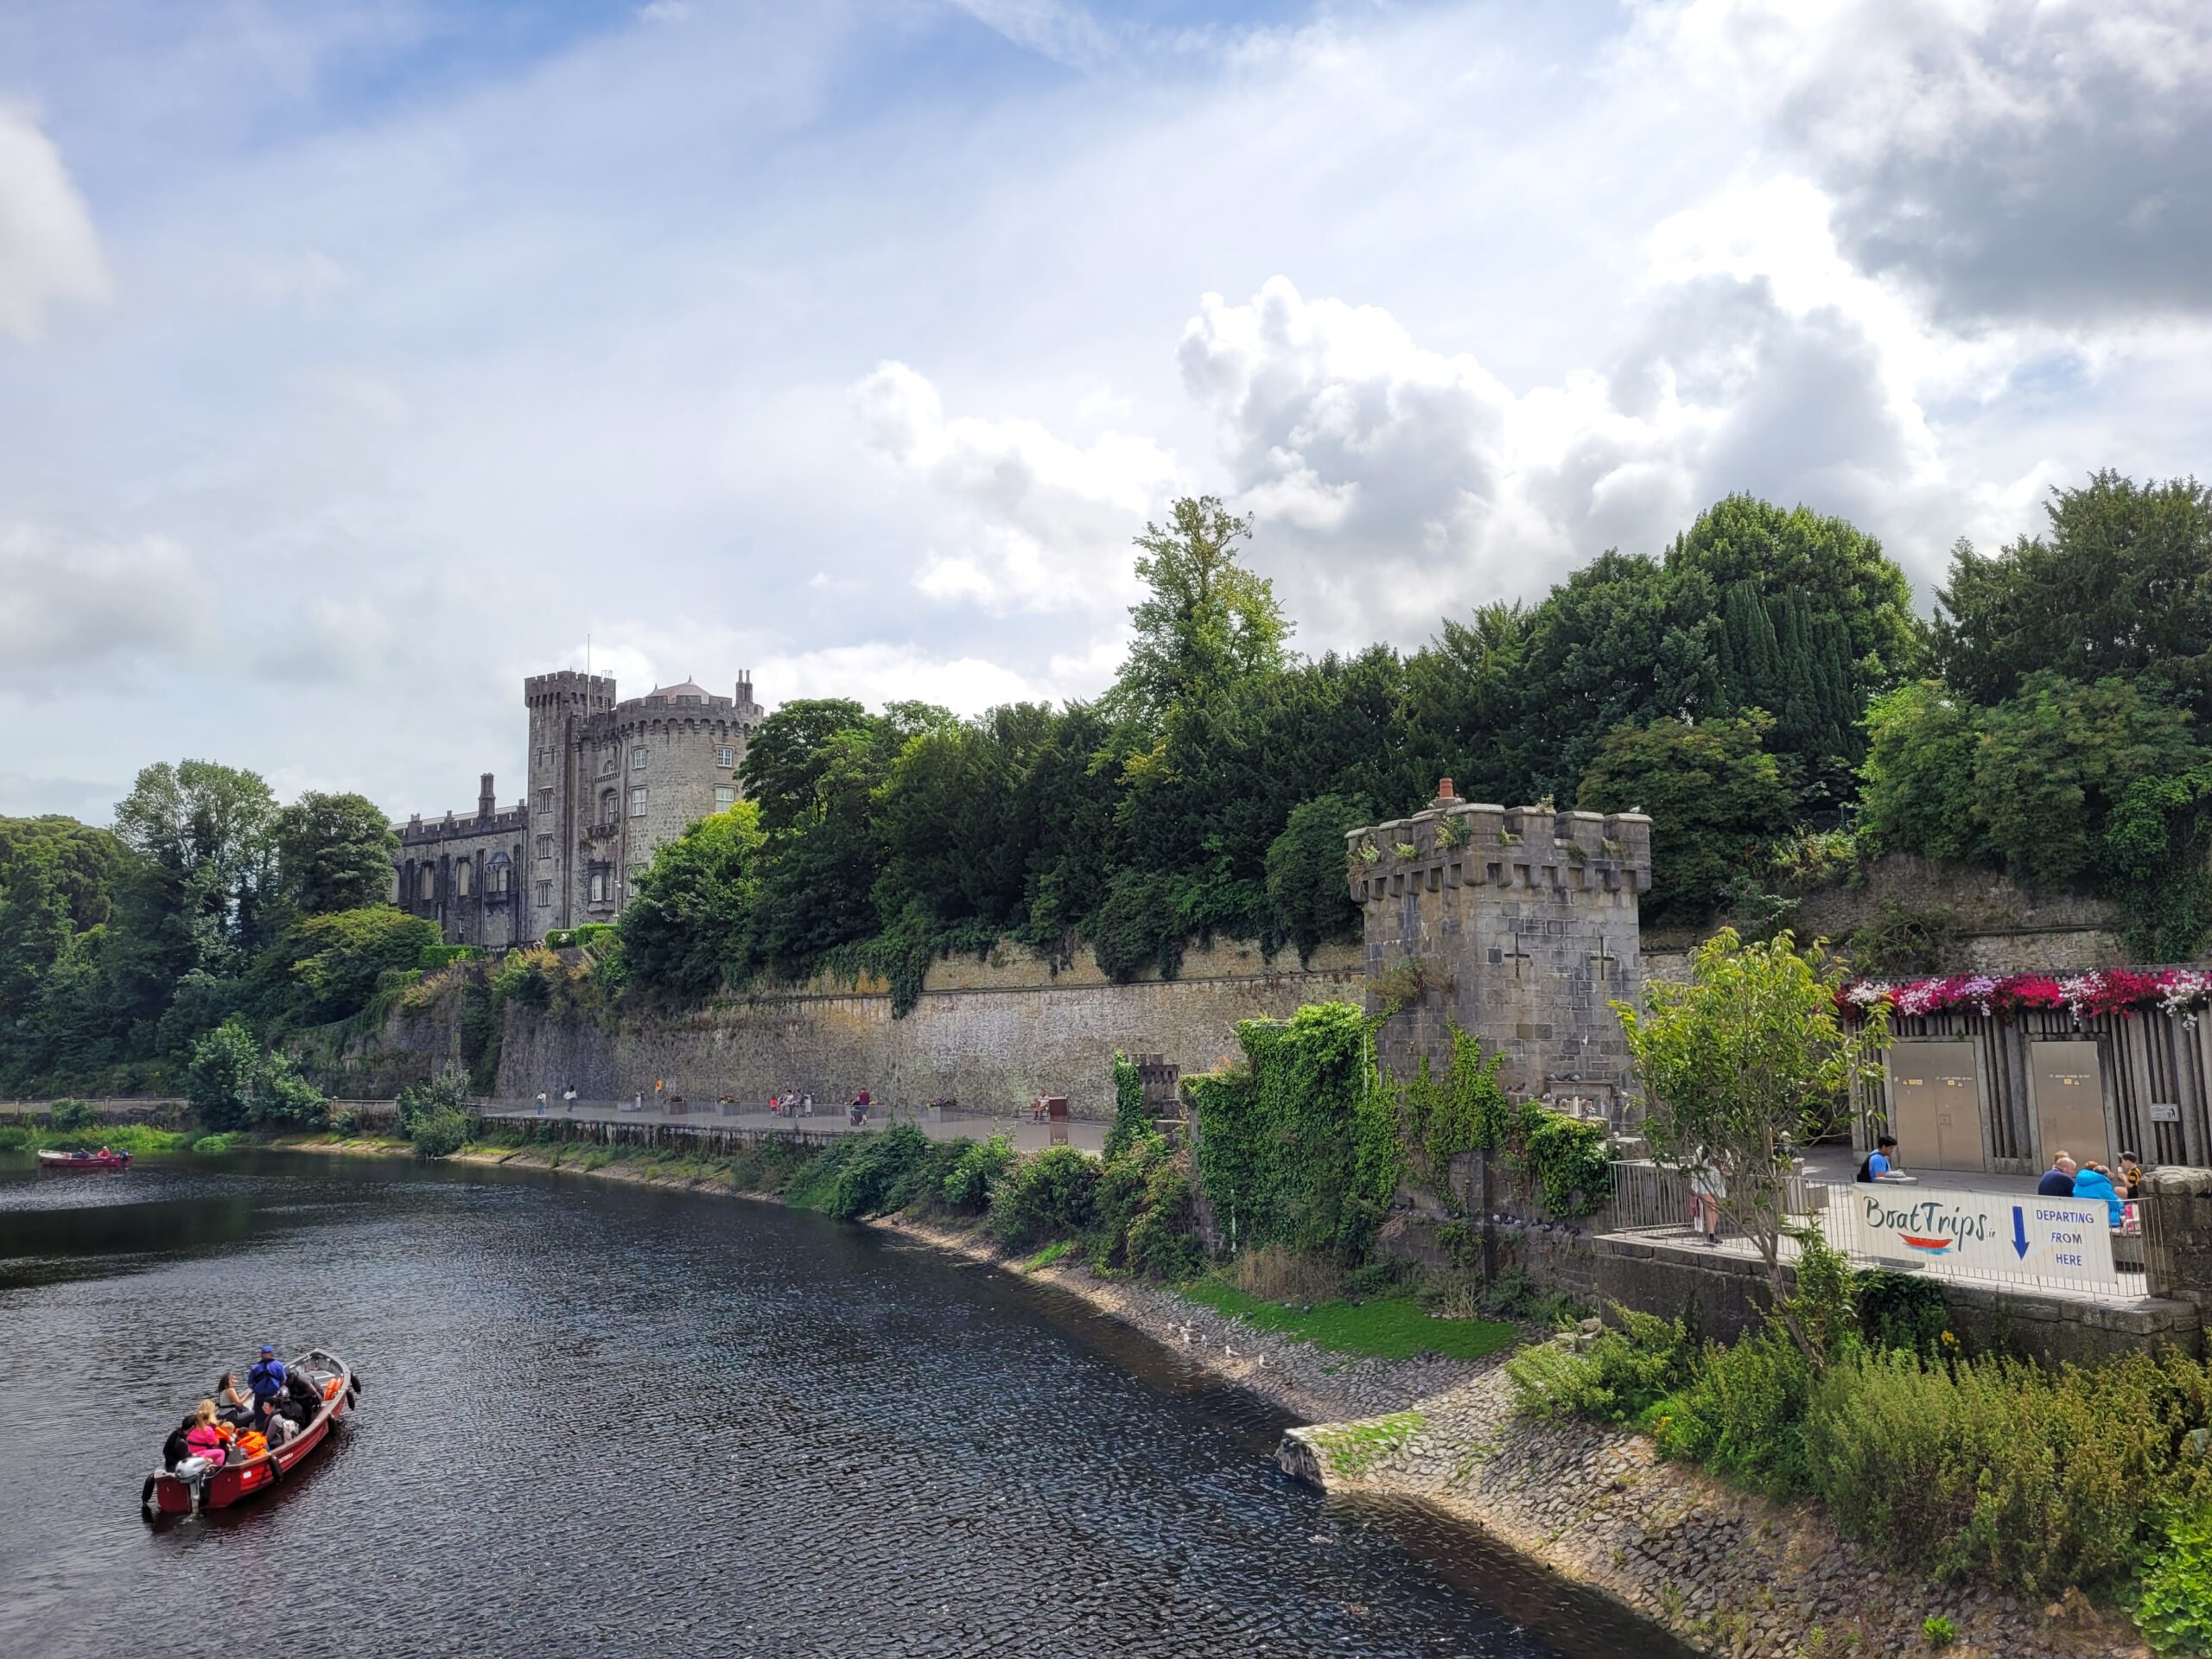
[182,1400,228,1468]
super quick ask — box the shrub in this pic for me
[396,1067,473,1140]
[330,1107,363,1138]
[1123,1168,1205,1282]
[1858,1269,1949,1357]
[419,944,484,969]
[1922,1614,1957,1649]
[1658,1326,1817,1498]
[185,1018,327,1130]
[992,1146,1100,1248]
[192,1133,238,1154]
[49,1098,93,1131]
[941,1135,1015,1213]
[410,1109,471,1159]
[823,1125,931,1221]
[2136,1503,2212,1656]
[1505,1307,1694,1424]
[0,1125,28,1152]
[1804,1349,2212,1599]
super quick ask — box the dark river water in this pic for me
[0,1153,1683,1659]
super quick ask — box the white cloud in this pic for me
[0,525,213,690]
[853,359,1182,616]
[1635,0,2212,322]
[0,106,107,340]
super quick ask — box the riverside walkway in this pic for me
[475,1097,1110,1155]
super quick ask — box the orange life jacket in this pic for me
[236,1430,268,1459]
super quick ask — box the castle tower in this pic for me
[1346,781,1653,1109]
[523,671,616,941]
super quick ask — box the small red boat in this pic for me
[37,1147,130,1171]
[143,1349,361,1516]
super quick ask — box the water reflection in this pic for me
[0,1154,1679,1658]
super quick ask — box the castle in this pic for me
[395,671,766,948]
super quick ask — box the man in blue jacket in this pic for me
[248,1344,289,1426]
[2037,1154,2077,1197]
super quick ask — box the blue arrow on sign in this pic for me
[2012,1205,2031,1261]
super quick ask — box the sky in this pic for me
[3,0,2209,823]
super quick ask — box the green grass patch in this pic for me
[1179,1282,1517,1361]
[1022,1238,1077,1273]
[1309,1411,1423,1476]
[191,1133,239,1154]
[0,1123,195,1156]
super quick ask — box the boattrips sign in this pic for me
[1847,1192,2114,1281]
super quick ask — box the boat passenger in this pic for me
[183,1401,229,1469]
[248,1344,289,1422]
[162,1412,199,1471]
[215,1370,255,1427]
[283,1366,323,1423]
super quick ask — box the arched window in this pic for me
[601,788,619,827]
[418,865,435,901]
[454,860,472,898]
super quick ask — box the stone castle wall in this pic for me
[312,938,1363,1117]
[493,938,1360,1116]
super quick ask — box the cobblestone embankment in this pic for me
[286,1139,2153,1659]
[1281,1339,2153,1659]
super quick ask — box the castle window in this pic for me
[714,785,736,812]
[535,880,552,907]
[455,861,472,898]
[418,866,435,901]
[715,746,734,769]
[537,788,552,812]
[628,786,646,818]
[602,749,617,773]
[487,861,511,895]
[600,789,618,827]
[588,870,608,904]
[537,747,552,771]
[631,747,647,771]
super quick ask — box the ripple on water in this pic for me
[0,1154,1676,1659]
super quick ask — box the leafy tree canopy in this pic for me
[275,791,399,917]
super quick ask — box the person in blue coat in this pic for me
[247,1344,289,1425]
[2070,1162,2123,1228]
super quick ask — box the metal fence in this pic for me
[1609,1160,2145,1300]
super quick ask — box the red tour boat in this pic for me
[143,1349,362,1516]
[36,1147,130,1171]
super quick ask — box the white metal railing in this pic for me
[1609,1160,2145,1300]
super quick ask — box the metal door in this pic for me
[1886,1042,1986,1172]
[2030,1040,2111,1171]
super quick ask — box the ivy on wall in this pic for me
[1395,1022,1611,1219]
[1107,1051,1150,1157]
[1185,1001,1402,1263]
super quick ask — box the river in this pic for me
[0,1152,1684,1658]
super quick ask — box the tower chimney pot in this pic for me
[1436,777,1455,802]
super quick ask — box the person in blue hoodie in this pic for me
[2071,1161,2123,1228]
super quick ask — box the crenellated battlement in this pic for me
[1344,785,1652,906]
[400,804,528,844]
[1346,779,1650,1101]
[524,671,617,712]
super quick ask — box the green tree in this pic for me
[1265,794,1367,963]
[1853,683,1990,865]
[618,803,766,997]
[1667,494,1923,808]
[274,791,399,917]
[111,760,280,982]
[1612,930,1889,1357]
[186,1015,327,1130]
[255,906,442,1025]
[1937,471,2212,721]
[1575,713,1797,925]
[1112,496,1288,722]
[1970,672,2201,890]
[738,699,869,836]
